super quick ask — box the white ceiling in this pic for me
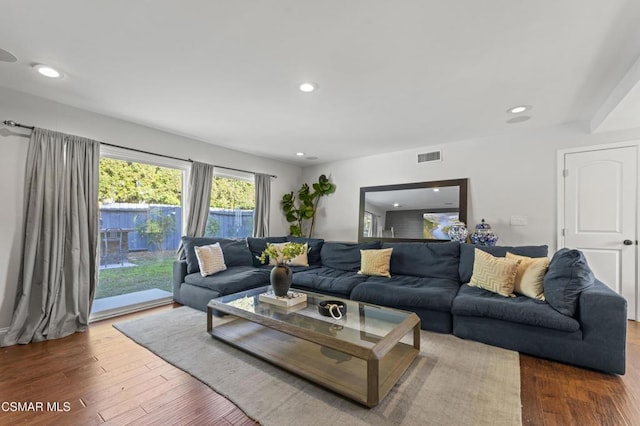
[1,1,640,165]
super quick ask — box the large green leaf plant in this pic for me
[281,174,336,237]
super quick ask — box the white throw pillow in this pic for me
[194,243,227,277]
[288,243,309,267]
[268,242,309,267]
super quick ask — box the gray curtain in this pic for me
[1,128,99,346]
[253,173,271,237]
[177,161,214,258]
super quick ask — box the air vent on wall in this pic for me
[417,150,442,163]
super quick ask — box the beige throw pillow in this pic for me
[194,242,227,277]
[506,252,549,301]
[358,248,393,277]
[268,242,309,267]
[287,243,309,267]
[469,248,520,297]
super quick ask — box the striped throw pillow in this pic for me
[469,248,520,297]
[194,242,227,277]
[358,248,393,277]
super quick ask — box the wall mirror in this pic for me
[358,178,468,242]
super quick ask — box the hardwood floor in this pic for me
[1,304,639,425]
[521,319,640,426]
[0,304,256,426]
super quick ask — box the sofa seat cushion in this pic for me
[452,284,580,333]
[184,266,270,295]
[260,264,321,274]
[350,275,460,312]
[291,267,368,296]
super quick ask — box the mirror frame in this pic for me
[358,178,468,243]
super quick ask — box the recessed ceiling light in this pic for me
[296,152,305,156]
[299,82,318,93]
[393,203,400,207]
[433,188,440,192]
[507,105,530,114]
[33,64,62,78]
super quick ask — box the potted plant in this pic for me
[281,174,336,237]
[257,242,306,297]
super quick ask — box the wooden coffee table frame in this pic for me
[207,290,420,407]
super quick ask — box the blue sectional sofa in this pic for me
[172,236,627,374]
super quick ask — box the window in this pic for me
[205,171,255,238]
[363,211,373,237]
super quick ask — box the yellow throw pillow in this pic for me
[268,242,309,267]
[469,248,520,297]
[194,242,227,277]
[506,252,549,301]
[358,248,393,277]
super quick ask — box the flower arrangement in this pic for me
[257,242,306,266]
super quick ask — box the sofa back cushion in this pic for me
[287,236,325,265]
[382,241,460,280]
[182,237,254,274]
[458,243,548,283]
[321,241,381,271]
[543,248,595,317]
[247,236,287,267]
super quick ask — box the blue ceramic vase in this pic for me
[447,221,468,242]
[470,219,498,246]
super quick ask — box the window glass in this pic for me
[205,175,255,238]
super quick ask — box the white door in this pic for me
[563,146,637,320]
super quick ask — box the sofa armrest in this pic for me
[578,280,627,338]
[577,279,627,373]
[173,260,188,302]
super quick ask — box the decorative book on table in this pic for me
[259,290,307,307]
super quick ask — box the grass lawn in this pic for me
[96,251,176,299]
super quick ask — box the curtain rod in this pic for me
[2,119,277,178]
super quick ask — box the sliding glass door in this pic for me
[93,147,187,317]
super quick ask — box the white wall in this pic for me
[302,122,640,246]
[0,87,302,330]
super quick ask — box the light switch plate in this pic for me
[510,215,528,226]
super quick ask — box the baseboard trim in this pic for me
[89,297,173,323]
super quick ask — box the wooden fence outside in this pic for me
[100,204,254,251]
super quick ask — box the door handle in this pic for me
[623,239,634,245]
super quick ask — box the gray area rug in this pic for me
[114,307,522,426]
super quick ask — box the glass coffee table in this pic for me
[206,286,420,407]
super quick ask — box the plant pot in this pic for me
[270,264,293,297]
